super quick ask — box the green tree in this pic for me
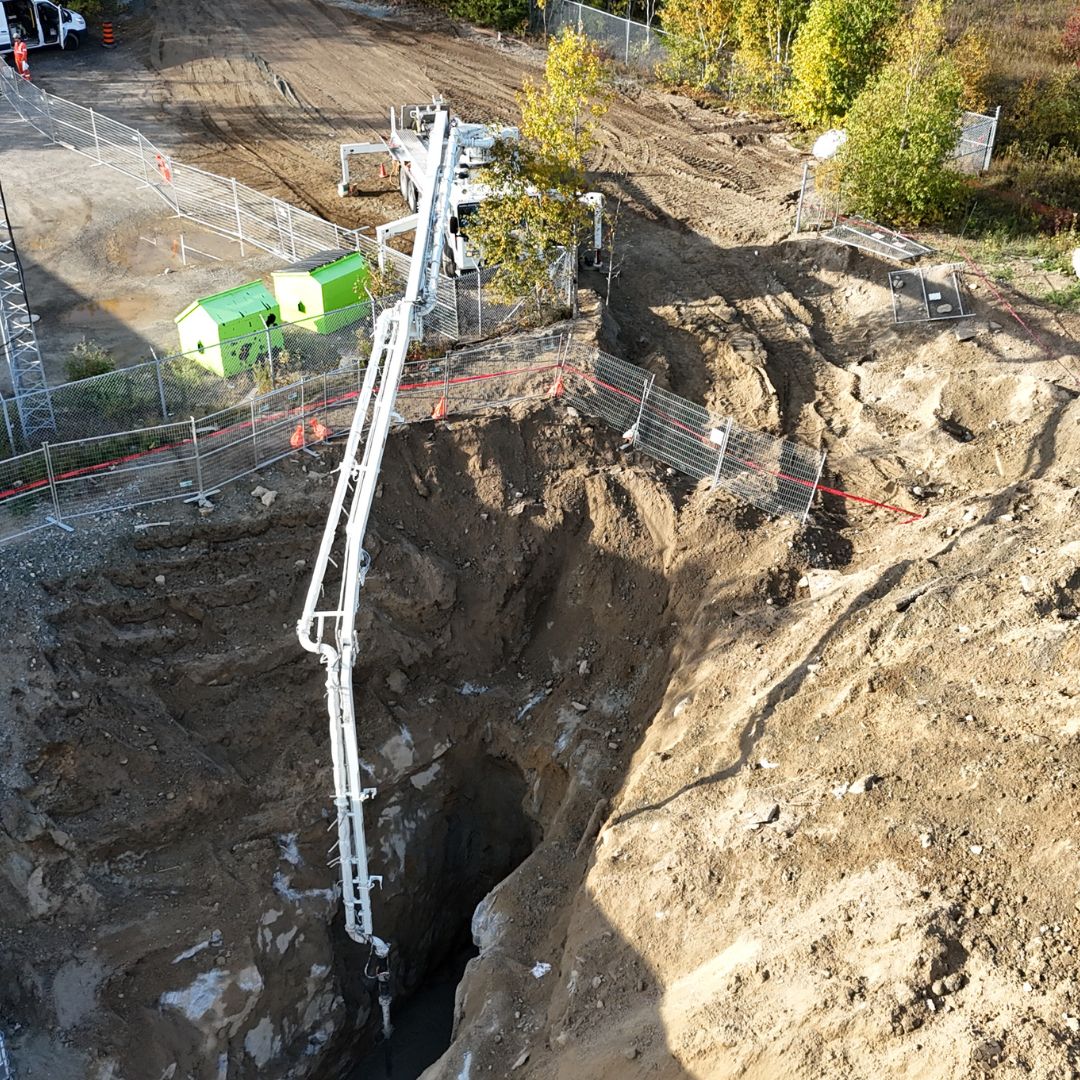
[836,0,964,223]
[787,0,899,127]
[469,28,610,304]
[660,0,738,87]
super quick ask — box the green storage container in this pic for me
[272,250,371,334]
[174,282,283,377]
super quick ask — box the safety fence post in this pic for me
[299,376,307,448]
[42,87,56,142]
[709,417,733,489]
[42,441,63,525]
[231,178,245,256]
[441,355,453,417]
[803,449,827,523]
[0,393,15,455]
[138,134,151,189]
[634,372,655,439]
[285,202,297,260]
[250,399,259,469]
[89,108,101,164]
[190,417,206,501]
[794,162,808,234]
[155,354,168,419]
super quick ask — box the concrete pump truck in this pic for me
[337,97,604,276]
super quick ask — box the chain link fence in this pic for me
[0,335,569,544]
[540,0,668,72]
[0,333,824,545]
[0,275,579,457]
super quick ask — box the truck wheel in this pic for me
[399,167,409,202]
[62,31,80,50]
[407,180,418,213]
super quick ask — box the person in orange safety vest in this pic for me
[12,31,30,82]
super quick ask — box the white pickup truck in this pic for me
[0,0,86,54]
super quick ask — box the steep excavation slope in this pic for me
[0,404,679,1078]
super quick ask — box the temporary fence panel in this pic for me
[717,418,823,521]
[48,423,200,520]
[0,1027,13,1080]
[889,265,972,324]
[561,344,821,521]
[794,162,841,234]
[820,219,933,262]
[953,109,999,174]
[0,446,57,542]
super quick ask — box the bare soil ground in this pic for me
[0,112,280,386]
[5,2,1080,1080]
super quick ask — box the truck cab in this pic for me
[0,0,86,54]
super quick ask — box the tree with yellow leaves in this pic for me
[469,28,610,304]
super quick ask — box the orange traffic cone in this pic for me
[379,161,388,179]
[290,423,305,449]
[431,396,448,420]
[309,417,331,441]
[101,21,116,48]
[549,373,565,398]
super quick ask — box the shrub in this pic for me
[836,0,964,224]
[449,0,527,32]
[65,339,115,382]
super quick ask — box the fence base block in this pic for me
[46,516,74,533]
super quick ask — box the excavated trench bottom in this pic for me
[10,408,675,1080]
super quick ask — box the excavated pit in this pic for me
[0,404,681,1079]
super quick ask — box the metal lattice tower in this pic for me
[0,179,54,440]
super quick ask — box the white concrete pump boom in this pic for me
[296,105,496,1042]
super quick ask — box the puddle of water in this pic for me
[62,296,160,327]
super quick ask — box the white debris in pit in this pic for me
[244,1015,282,1069]
[260,908,283,926]
[458,681,489,696]
[457,1050,473,1080]
[672,695,692,718]
[272,871,337,906]
[277,833,303,867]
[378,804,409,872]
[159,966,263,1036]
[531,962,552,979]
[275,926,299,955]
[171,939,211,964]
[410,762,441,789]
[554,705,582,755]
[381,724,416,774]
[471,889,508,953]
[517,689,548,722]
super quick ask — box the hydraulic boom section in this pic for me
[296,106,497,1038]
